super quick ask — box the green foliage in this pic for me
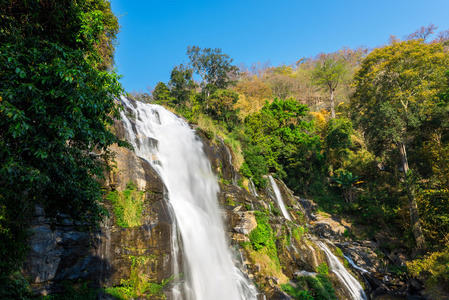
[407,247,449,295]
[0,272,31,300]
[281,283,314,300]
[249,211,274,251]
[270,202,281,216]
[168,64,196,106]
[292,226,307,242]
[242,98,322,191]
[104,256,172,299]
[311,52,348,92]
[316,262,329,275]
[187,46,239,92]
[205,89,241,130]
[152,82,175,105]
[330,170,360,203]
[331,170,359,190]
[0,0,125,278]
[311,51,349,118]
[324,118,354,170]
[298,274,337,300]
[106,181,144,228]
[417,189,449,245]
[351,40,449,151]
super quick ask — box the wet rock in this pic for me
[23,143,174,295]
[371,283,391,298]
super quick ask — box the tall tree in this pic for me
[168,64,196,106]
[152,82,174,105]
[351,40,449,250]
[242,98,320,189]
[0,0,124,276]
[186,46,239,98]
[311,51,349,118]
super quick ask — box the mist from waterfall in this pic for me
[120,97,257,300]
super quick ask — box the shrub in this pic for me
[106,181,144,228]
[407,248,449,294]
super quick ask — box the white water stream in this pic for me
[268,175,291,221]
[248,178,258,197]
[315,241,367,300]
[120,97,257,300]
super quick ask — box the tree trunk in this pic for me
[399,141,426,250]
[329,86,335,119]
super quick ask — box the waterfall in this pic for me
[315,241,367,300]
[268,175,291,221]
[279,180,307,219]
[248,178,258,197]
[344,254,370,274]
[120,97,257,300]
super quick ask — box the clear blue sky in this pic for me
[110,0,449,93]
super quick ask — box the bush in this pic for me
[281,283,314,300]
[407,247,449,294]
[106,181,145,228]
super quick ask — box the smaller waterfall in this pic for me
[268,175,291,221]
[344,254,370,274]
[315,241,367,300]
[248,178,258,197]
[279,180,307,219]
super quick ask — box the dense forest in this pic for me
[1,0,449,298]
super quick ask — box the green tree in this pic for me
[0,0,124,276]
[324,118,354,170]
[311,52,349,119]
[351,40,449,250]
[168,64,196,106]
[187,46,239,97]
[242,98,321,189]
[205,89,240,130]
[152,82,175,105]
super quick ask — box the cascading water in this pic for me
[119,97,257,300]
[315,241,367,300]
[344,254,370,274]
[279,180,307,219]
[248,178,258,197]
[268,175,291,221]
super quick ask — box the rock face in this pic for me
[22,145,175,297]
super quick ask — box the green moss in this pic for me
[316,262,329,275]
[104,259,172,300]
[292,226,307,243]
[106,181,145,228]
[248,210,283,273]
[249,211,273,251]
